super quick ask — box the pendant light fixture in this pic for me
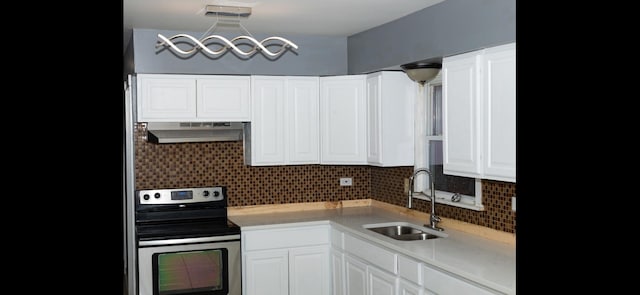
[400,62,442,86]
[156,5,298,58]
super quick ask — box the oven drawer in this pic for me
[242,224,330,251]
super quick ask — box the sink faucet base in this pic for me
[408,168,443,231]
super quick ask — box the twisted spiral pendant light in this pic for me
[156,5,298,58]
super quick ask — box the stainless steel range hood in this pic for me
[146,122,245,144]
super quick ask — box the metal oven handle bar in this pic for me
[139,234,241,247]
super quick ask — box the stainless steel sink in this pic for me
[363,222,448,241]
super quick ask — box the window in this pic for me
[420,75,484,211]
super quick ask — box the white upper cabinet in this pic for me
[482,44,516,182]
[136,74,250,122]
[137,75,197,121]
[287,77,320,164]
[366,71,416,167]
[442,43,516,183]
[196,76,251,121]
[251,76,286,165]
[250,76,319,166]
[442,51,482,178]
[320,75,368,164]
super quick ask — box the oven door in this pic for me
[138,236,241,295]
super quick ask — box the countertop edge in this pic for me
[229,199,515,245]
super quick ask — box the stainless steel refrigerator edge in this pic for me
[124,74,137,295]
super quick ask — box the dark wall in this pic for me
[347,0,516,74]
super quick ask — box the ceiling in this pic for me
[123,0,445,54]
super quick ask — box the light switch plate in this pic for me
[511,197,516,211]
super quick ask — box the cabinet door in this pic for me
[197,76,250,121]
[345,255,368,295]
[366,74,382,165]
[442,50,483,178]
[244,250,289,295]
[482,43,516,182]
[137,74,197,121]
[287,77,320,164]
[289,246,330,295]
[367,72,415,167]
[320,75,367,164]
[331,249,346,295]
[368,266,398,295]
[379,72,415,167]
[398,279,424,295]
[251,76,286,165]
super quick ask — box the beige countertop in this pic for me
[228,199,515,294]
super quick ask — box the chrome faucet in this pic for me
[407,168,443,231]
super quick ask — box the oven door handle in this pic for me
[139,234,241,247]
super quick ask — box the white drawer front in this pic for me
[422,265,498,295]
[397,255,422,285]
[243,225,329,251]
[344,234,397,274]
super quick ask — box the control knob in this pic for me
[143,194,150,200]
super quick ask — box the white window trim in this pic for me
[414,75,484,211]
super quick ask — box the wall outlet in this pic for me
[511,196,516,212]
[340,177,352,186]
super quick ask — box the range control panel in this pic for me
[137,187,224,205]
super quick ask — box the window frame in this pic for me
[416,74,485,211]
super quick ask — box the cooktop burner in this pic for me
[134,186,239,241]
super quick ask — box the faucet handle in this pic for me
[431,215,441,222]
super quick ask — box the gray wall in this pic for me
[123,34,135,81]
[124,0,515,76]
[347,0,516,74]
[129,28,348,76]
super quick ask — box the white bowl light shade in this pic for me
[401,62,442,85]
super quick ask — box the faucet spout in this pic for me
[407,168,444,231]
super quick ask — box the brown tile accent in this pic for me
[133,123,515,233]
[370,166,516,233]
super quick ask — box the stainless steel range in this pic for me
[135,186,241,295]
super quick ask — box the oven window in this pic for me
[153,249,228,295]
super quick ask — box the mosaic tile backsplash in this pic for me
[134,123,516,233]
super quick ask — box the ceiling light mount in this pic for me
[205,5,251,18]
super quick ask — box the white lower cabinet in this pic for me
[422,264,498,295]
[399,279,426,295]
[242,225,330,295]
[289,246,330,295]
[331,249,346,295]
[244,249,289,295]
[345,255,368,295]
[342,231,398,295]
[243,225,503,295]
[368,265,398,295]
[331,228,502,295]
